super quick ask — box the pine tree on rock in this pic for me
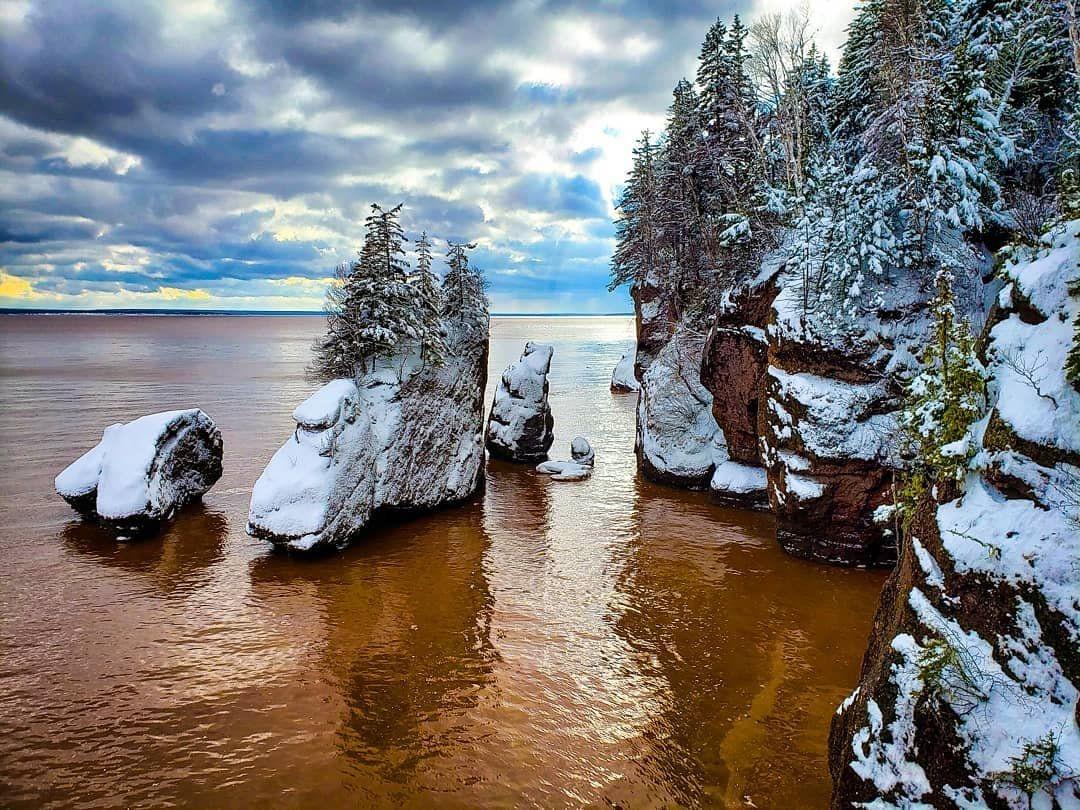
[413,230,446,368]
[610,130,660,293]
[442,240,488,345]
[900,269,987,504]
[309,260,356,381]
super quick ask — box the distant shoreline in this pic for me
[0,308,634,317]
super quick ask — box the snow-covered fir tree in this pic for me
[412,230,446,368]
[311,204,465,382]
[899,269,987,508]
[609,131,660,293]
[442,240,488,345]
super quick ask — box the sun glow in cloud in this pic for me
[0,0,857,312]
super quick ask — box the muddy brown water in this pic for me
[0,314,886,808]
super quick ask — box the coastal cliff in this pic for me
[829,222,1080,809]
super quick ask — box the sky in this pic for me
[0,0,856,313]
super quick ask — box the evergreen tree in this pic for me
[413,230,446,368]
[309,260,355,381]
[310,203,424,381]
[900,269,987,505]
[609,130,660,292]
[442,240,488,343]
[657,78,707,286]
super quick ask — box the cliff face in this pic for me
[631,248,923,563]
[248,319,489,552]
[829,222,1080,808]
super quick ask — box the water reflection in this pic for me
[249,502,496,803]
[60,503,228,593]
[614,475,885,808]
[0,315,888,809]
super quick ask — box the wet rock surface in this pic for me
[56,408,223,536]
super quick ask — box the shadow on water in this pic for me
[248,500,498,804]
[611,473,887,808]
[59,501,228,593]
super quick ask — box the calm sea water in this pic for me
[0,314,886,808]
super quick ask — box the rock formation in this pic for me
[636,324,727,489]
[248,321,489,553]
[830,222,1080,807]
[486,341,555,461]
[610,350,640,392]
[536,436,594,481]
[55,408,223,536]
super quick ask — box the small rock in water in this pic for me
[536,436,594,481]
[55,408,223,536]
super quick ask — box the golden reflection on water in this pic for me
[0,314,886,808]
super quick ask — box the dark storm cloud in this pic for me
[0,0,762,309]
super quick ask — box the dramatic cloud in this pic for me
[0,0,855,311]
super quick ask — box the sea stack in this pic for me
[247,319,489,553]
[486,341,555,461]
[610,350,640,392]
[55,408,223,536]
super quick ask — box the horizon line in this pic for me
[0,307,635,317]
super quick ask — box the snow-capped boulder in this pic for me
[56,408,223,535]
[636,324,728,488]
[709,460,769,510]
[536,436,594,481]
[248,325,489,553]
[610,351,640,392]
[830,222,1080,808]
[486,341,555,461]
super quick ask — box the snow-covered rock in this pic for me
[248,323,489,553]
[830,222,1080,809]
[610,350,640,392]
[56,408,223,535]
[636,324,728,488]
[709,460,769,510]
[486,341,555,461]
[536,436,594,481]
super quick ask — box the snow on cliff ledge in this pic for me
[832,221,1080,808]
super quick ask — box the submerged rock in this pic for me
[830,222,1080,808]
[248,323,489,553]
[486,341,555,461]
[55,408,223,536]
[610,350,640,392]
[536,436,594,481]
